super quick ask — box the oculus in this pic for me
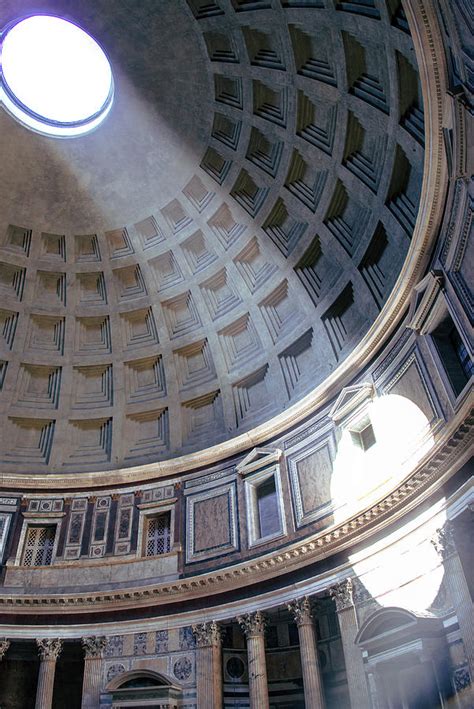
[0,15,113,137]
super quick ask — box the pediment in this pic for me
[328,383,374,426]
[236,447,282,476]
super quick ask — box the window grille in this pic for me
[23,525,56,566]
[145,512,171,557]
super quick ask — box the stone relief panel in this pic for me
[286,431,336,528]
[185,481,238,562]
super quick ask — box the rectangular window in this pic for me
[350,420,376,451]
[255,476,280,539]
[145,512,171,557]
[245,465,286,547]
[0,514,11,562]
[432,315,472,396]
[23,525,56,566]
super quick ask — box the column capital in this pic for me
[330,578,354,611]
[37,638,62,661]
[431,521,456,560]
[192,621,222,648]
[287,596,313,626]
[237,610,267,638]
[0,638,10,660]
[82,635,107,659]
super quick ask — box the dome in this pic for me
[0,0,426,479]
[0,2,472,709]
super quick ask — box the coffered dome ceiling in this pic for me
[0,0,426,475]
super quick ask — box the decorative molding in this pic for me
[237,611,267,638]
[192,621,221,647]
[37,638,62,661]
[329,578,354,612]
[82,635,107,659]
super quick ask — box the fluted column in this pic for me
[237,611,269,709]
[330,579,370,709]
[81,636,107,708]
[192,621,223,709]
[35,639,62,709]
[432,522,474,684]
[0,639,10,662]
[288,597,325,708]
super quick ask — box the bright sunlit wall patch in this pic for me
[0,15,113,137]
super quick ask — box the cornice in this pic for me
[0,401,470,615]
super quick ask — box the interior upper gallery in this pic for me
[0,0,471,707]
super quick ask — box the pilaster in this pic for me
[192,621,223,709]
[82,636,107,709]
[432,522,474,694]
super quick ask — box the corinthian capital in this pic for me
[192,621,221,648]
[329,578,354,612]
[37,638,62,661]
[287,596,313,626]
[82,635,107,659]
[432,522,456,560]
[0,638,10,660]
[237,610,267,638]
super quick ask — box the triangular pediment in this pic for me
[406,270,444,334]
[236,446,282,476]
[328,383,374,426]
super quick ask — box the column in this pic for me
[0,638,10,661]
[330,579,371,709]
[432,522,474,699]
[237,611,269,709]
[288,597,325,708]
[192,621,223,709]
[81,636,107,708]
[35,638,62,709]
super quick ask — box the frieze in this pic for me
[179,626,195,650]
[155,629,168,654]
[0,406,469,611]
[184,467,234,490]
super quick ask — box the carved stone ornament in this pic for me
[287,596,313,626]
[237,610,267,638]
[0,638,10,660]
[192,621,221,648]
[329,578,354,612]
[82,635,107,659]
[431,521,457,560]
[37,638,63,661]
